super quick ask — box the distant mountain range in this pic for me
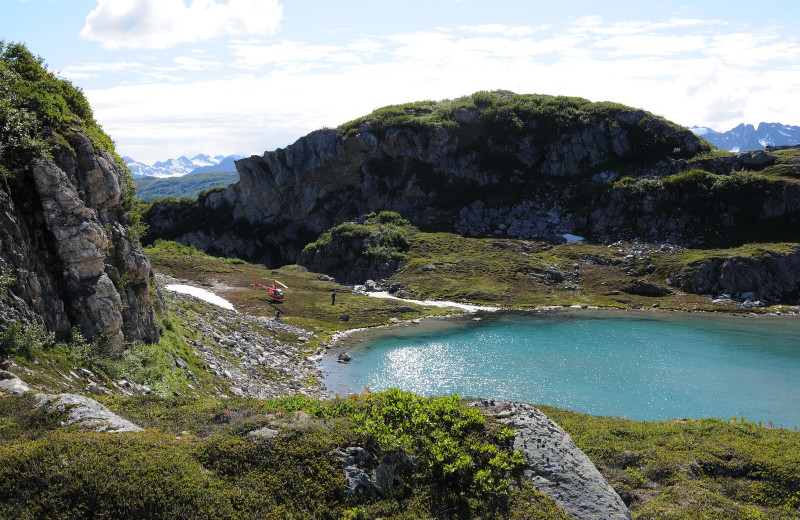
[690,123,800,152]
[124,154,243,178]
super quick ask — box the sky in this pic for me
[2,0,800,164]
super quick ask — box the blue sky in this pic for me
[2,0,799,163]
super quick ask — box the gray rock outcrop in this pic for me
[0,369,31,396]
[474,400,632,520]
[667,247,800,302]
[33,392,143,433]
[0,127,160,345]
[298,231,400,284]
[144,98,703,265]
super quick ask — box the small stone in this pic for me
[338,352,352,362]
[77,367,96,379]
[248,426,279,438]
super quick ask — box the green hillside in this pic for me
[134,171,239,201]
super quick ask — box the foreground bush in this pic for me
[0,390,569,519]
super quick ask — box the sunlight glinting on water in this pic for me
[324,312,800,426]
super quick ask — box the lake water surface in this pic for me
[323,310,800,427]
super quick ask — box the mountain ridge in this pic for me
[125,153,242,178]
[691,122,800,151]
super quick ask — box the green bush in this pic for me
[0,96,49,167]
[376,210,408,225]
[355,389,524,498]
[304,222,372,250]
[0,267,15,296]
[0,320,20,359]
[378,223,409,251]
[0,320,54,360]
[662,169,715,191]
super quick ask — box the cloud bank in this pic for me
[75,11,800,162]
[81,0,283,49]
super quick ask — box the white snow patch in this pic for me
[365,291,499,313]
[562,234,584,243]
[164,284,234,310]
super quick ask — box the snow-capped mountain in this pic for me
[690,123,800,152]
[124,154,243,178]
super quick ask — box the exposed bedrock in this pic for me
[0,128,160,346]
[668,248,800,303]
[145,107,705,263]
[474,400,633,520]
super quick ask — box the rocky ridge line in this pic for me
[144,101,703,265]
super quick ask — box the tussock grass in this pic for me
[541,406,800,519]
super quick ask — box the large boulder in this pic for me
[474,400,632,520]
[33,392,143,433]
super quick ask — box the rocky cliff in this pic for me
[0,43,159,347]
[144,93,707,264]
[668,247,800,302]
[1,128,160,346]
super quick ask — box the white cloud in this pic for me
[171,56,223,71]
[228,41,357,70]
[568,15,708,36]
[85,13,800,161]
[80,0,283,50]
[707,32,800,67]
[592,34,708,56]
[459,24,510,34]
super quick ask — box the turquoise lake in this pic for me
[322,310,800,427]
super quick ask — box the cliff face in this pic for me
[668,248,800,302]
[145,95,705,264]
[0,127,160,346]
[0,43,160,347]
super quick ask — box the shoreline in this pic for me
[328,297,800,352]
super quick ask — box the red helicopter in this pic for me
[252,278,288,301]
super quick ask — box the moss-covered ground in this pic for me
[2,389,797,519]
[0,390,571,519]
[146,240,455,346]
[758,147,800,181]
[387,228,799,313]
[148,228,800,325]
[542,406,800,519]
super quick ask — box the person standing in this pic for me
[331,290,336,305]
